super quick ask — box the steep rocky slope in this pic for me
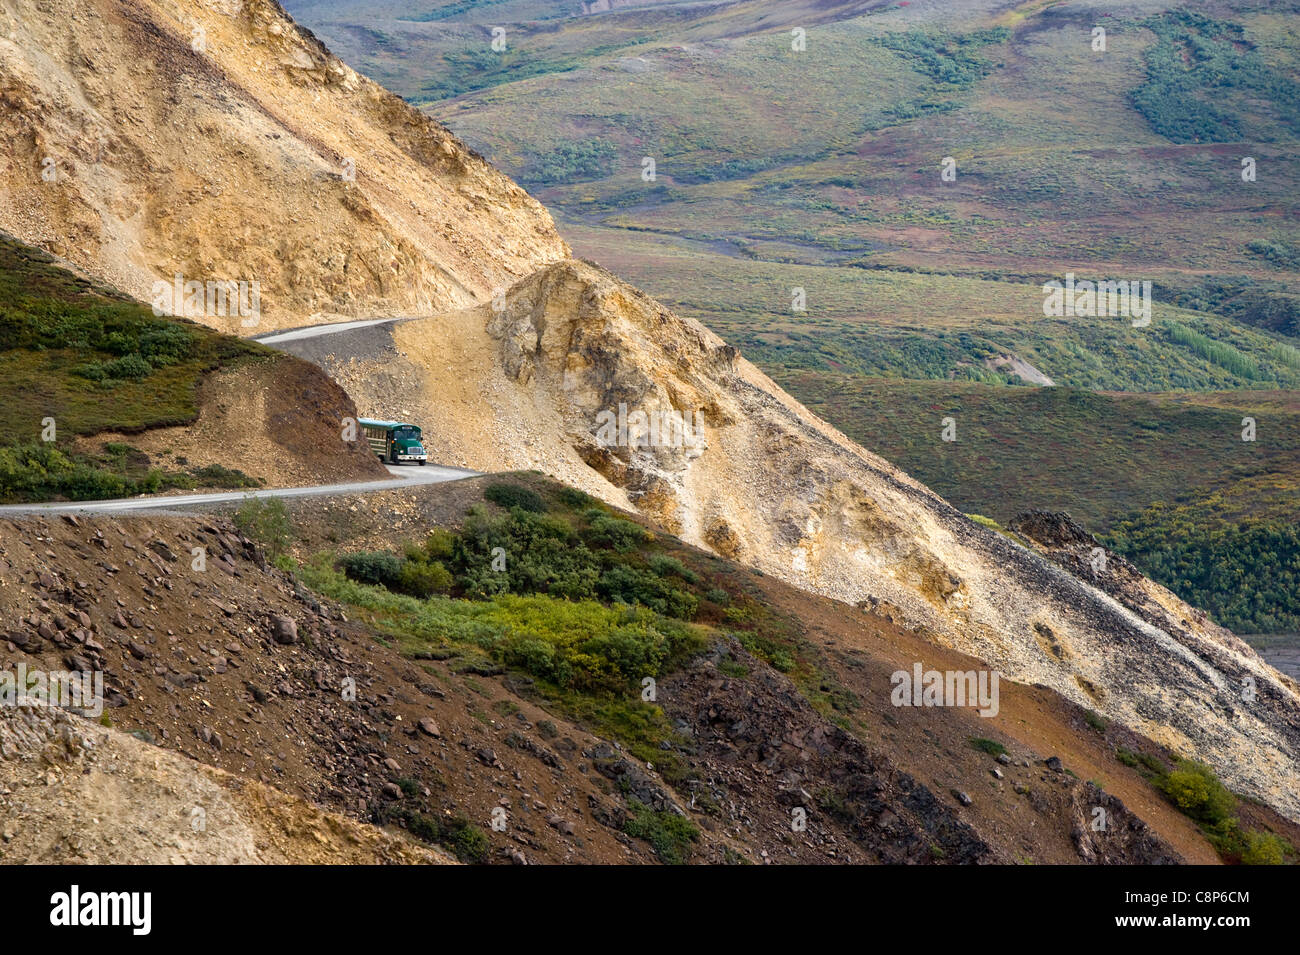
[280,260,1300,823]
[0,0,567,331]
[1,496,1244,864]
[0,702,456,863]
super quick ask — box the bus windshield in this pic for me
[393,426,421,441]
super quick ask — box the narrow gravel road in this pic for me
[252,318,415,344]
[0,464,478,515]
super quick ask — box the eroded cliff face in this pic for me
[0,0,568,331]
[285,259,1300,823]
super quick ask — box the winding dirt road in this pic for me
[0,464,479,516]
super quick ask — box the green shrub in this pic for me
[397,559,454,598]
[380,807,487,863]
[422,527,456,561]
[190,463,260,488]
[1156,759,1237,834]
[1130,11,1300,144]
[1240,830,1287,866]
[404,810,441,844]
[1116,747,1168,777]
[323,583,704,694]
[135,323,194,366]
[525,139,618,186]
[455,506,599,600]
[873,27,1009,89]
[338,550,402,588]
[1105,512,1300,635]
[443,816,490,864]
[648,553,699,584]
[733,630,795,672]
[597,564,699,619]
[623,800,699,865]
[1164,321,1260,380]
[484,482,545,513]
[327,501,708,623]
[584,513,652,552]
[233,497,292,557]
[558,486,596,509]
[0,442,127,501]
[459,594,702,692]
[969,737,1007,758]
[76,353,154,382]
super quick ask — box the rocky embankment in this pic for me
[0,509,1202,863]
[0,702,455,864]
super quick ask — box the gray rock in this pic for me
[148,540,177,562]
[270,615,298,645]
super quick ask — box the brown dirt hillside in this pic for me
[274,472,1275,865]
[0,500,1248,864]
[0,703,456,863]
[274,260,1300,825]
[0,0,568,332]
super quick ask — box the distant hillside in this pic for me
[292,0,1300,323]
[778,375,1300,633]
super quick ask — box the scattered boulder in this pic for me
[547,815,575,836]
[270,615,299,645]
[148,540,177,562]
[6,630,37,651]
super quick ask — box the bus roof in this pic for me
[358,418,420,430]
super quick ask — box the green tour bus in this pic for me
[359,418,428,466]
